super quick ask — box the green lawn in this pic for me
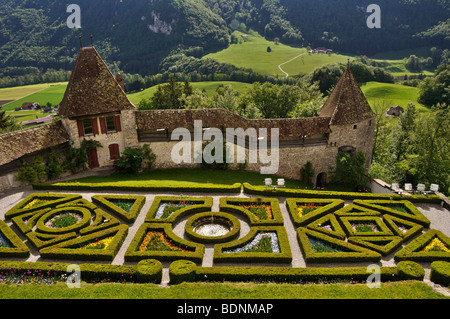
[361,81,429,112]
[204,30,353,77]
[128,81,253,104]
[57,168,307,189]
[0,281,446,299]
[1,83,68,111]
[0,82,67,103]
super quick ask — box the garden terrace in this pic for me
[0,181,449,293]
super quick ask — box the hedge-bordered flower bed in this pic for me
[4,193,82,219]
[91,194,146,223]
[39,224,129,261]
[124,223,204,263]
[395,229,450,262]
[306,213,346,240]
[219,197,284,226]
[286,198,345,227]
[353,200,431,227]
[347,236,403,256]
[297,228,382,263]
[339,216,394,237]
[0,219,30,258]
[145,196,213,224]
[213,226,292,264]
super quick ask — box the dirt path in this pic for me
[278,52,307,78]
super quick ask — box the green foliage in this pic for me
[430,261,450,286]
[115,144,156,174]
[136,259,163,284]
[16,156,47,184]
[45,151,65,180]
[418,64,450,107]
[300,161,315,186]
[397,261,425,281]
[329,151,370,192]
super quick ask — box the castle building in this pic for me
[0,46,375,191]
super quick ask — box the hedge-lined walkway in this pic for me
[0,187,449,295]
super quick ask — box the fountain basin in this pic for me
[185,212,240,244]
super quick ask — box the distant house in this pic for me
[386,105,404,117]
[20,102,41,110]
[313,47,333,54]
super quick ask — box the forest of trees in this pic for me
[0,0,448,81]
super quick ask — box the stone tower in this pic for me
[59,47,139,168]
[318,65,376,173]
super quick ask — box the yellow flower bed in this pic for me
[423,238,450,252]
[83,236,114,250]
[139,231,188,252]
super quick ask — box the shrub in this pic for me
[136,259,163,284]
[430,261,450,287]
[169,260,197,284]
[16,156,47,184]
[300,161,315,187]
[115,144,156,174]
[45,151,66,180]
[397,261,425,281]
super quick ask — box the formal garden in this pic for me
[0,176,449,298]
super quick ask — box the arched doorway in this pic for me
[316,172,327,188]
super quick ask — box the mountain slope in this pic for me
[0,0,448,76]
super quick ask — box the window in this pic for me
[353,124,358,130]
[106,116,116,133]
[109,144,120,160]
[83,118,94,135]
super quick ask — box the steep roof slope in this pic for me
[0,121,70,166]
[58,47,134,118]
[318,67,375,125]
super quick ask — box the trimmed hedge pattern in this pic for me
[145,196,213,223]
[184,212,241,244]
[0,186,448,284]
[286,198,345,227]
[430,261,450,287]
[124,223,205,263]
[213,226,292,264]
[91,194,146,223]
[219,197,284,226]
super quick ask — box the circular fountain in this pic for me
[185,212,240,243]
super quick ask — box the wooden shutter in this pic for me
[114,115,122,132]
[100,117,107,134]
[77,120,84,137]
[109,144,120,160]
[92,118,99,135]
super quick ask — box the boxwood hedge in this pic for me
[430,261,450,287]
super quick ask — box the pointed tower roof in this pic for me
[318,66,374,125]
[59,47,134,118]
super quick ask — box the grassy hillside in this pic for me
[361,81,428,112]
[204,30,352,77]
[128,81,253,104]
[1,83,67,111]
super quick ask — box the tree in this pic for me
[16,157,47,184]
[267,46,272,52]
[418,64,450,107]
[408,104,450,194]
[300,161,314,187]
[330,151,370,191]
